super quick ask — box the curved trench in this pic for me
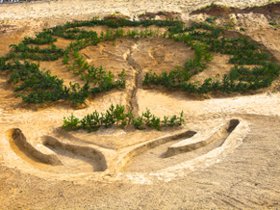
[123,119,240,172]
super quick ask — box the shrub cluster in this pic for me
[143,41,213,88]
[22,30,57,45]
[0,57,10,71]
[65,50,126,95]
[143,21,280,94]
[6,61,90,105]
[8,61,66,103]
[65,82,90,106]
[51,18,183,31]
[1,17,280,107]
[63,104,184,132]
[52,28,99,40]
[8,43,64,61]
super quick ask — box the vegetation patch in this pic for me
[63,104,184,132]
[0,17,279,107]
[143,21,280,94]
[191,2,280,17]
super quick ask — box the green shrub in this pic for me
[66,83,90,106]
[6,61,66,104]
[63,104,184,132]
[9,43,64,61]
[23,31,57,45]
[0,57,10,71]
[142,20,280,95]
[132,116,145,130]
[63,114,80,130]
[80,111,102,131]
[65,50,126,96]
[2,17,280,108]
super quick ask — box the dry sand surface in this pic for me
[1,0,280,209]
[0,0,275,21]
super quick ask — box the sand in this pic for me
[0,1,280,209]
[0,0,274,21]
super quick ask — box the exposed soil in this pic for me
[191,2,280,17]
[189,54,233,83]
[1,1,280,209]
[39,59,85,87]
[80,35,194,114]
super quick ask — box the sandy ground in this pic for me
[0,0,277,37]
[1,1,280,209]
[1,92,280,209]
[0,0,275,21]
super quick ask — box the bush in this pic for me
[65,50,126,95]
[63,114,80,130]
[66,83,90,106]
[23,31,57,45]
[9,43,64,61]
[142,20,280,95]
[2,17,280,107]
[0,57,10,71]
[132,117,145,130]
[7,61,65,104]
[63,104,185,132]
[80,111,102,131]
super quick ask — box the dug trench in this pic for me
[42,136,107,172]
[122,119,240,172]
[5,128,108,173]
[3,119,241,176]
[6,128,62,166]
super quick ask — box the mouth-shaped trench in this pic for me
[7,128,62,166]
[42,136,107,172]
[123,119,240,172]
[119,130,196,171]
[165,119,240,157]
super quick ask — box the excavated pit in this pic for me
[5,129,108,173]
[7,128,62,166]
[42,136,107,172]
[123,119,241,172]
[3,119,244,176]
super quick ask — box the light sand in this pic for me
[0,0,275,21]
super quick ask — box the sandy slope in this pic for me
[0,0,274,21]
